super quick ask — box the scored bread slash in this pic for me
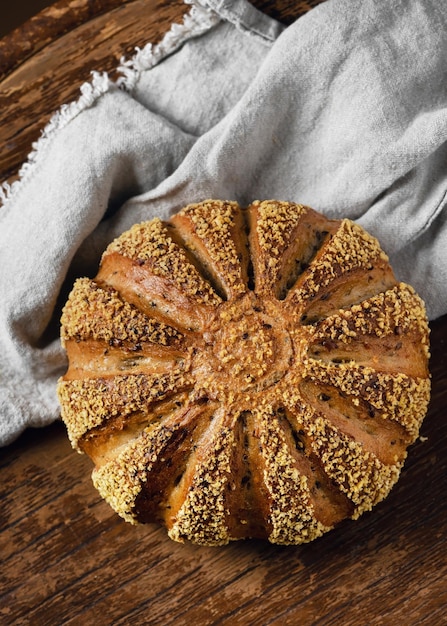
[57,199,430,546]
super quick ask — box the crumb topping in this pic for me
[291,219,389,303]
[302,411,402,515]
[178,200,247,296]
[303,359,430,438]
[105,218,221,306]
[312,283,429,349]
[61,278,181,346]
[253,199,307,262]
[169,419,235,546]
[92,420,178,523]
[256,407,329,544]
[58,369,192,448]
[198,294,293,394]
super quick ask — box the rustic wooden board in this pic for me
[1,1,446,624]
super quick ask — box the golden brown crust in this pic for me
[60,278,183,347]
[171,199,249,300]
[57,199,431,545]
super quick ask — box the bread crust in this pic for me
[58,200,430,545]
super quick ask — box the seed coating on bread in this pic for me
[58,200,430,545]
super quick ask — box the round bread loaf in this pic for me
[58,200,430,545]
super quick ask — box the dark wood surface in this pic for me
[1,1,446,624]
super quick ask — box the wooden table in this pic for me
[1,2,446,624]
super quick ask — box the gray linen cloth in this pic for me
[1,0,446,446]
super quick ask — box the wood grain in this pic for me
[0,1,446,624]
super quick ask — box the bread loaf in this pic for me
[57,200,430,545]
